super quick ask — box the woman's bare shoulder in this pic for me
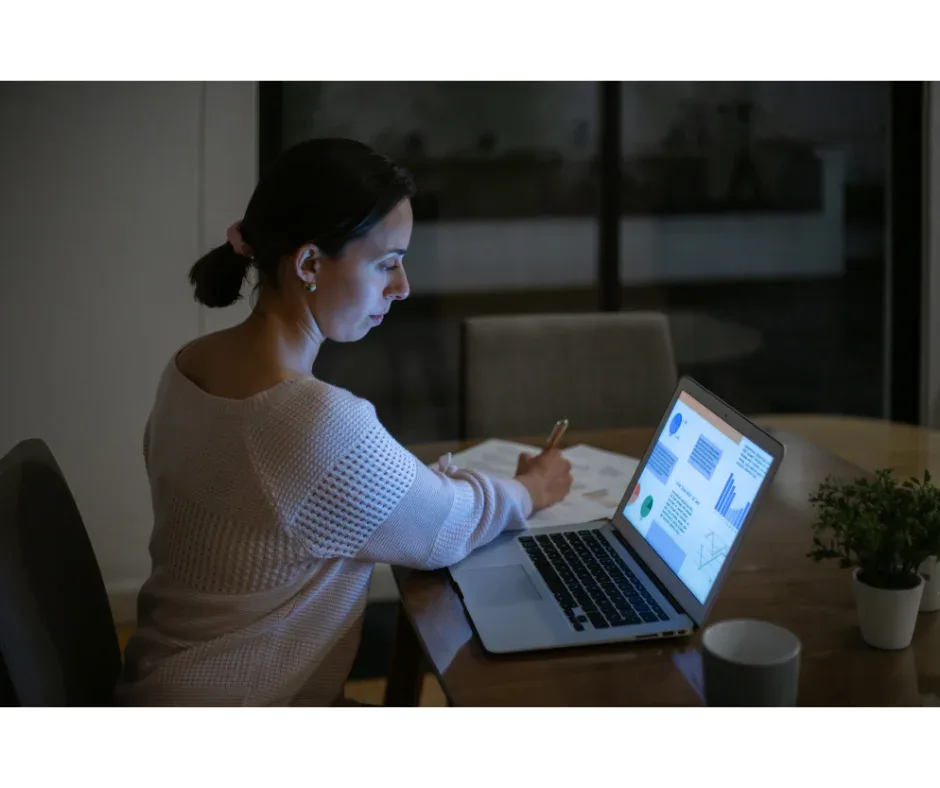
[175,329,294,401]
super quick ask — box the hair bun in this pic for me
[188,243,250,308]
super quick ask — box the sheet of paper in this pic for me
[440,439,541,479]
[435,439,640,529]
[562,444,641,511]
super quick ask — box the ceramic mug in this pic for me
[701,619,801,706]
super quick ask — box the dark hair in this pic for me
[189,138,416,308]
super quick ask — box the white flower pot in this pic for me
[920,556,940,613]
[852,568,924,650]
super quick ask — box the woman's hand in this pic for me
[515,449,574,512]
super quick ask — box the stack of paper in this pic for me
[435,439,640,529]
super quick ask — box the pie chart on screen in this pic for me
[669,413,683,436]
[629,484,641,505]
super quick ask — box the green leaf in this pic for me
[807,468,940,587]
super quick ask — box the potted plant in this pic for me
[915,472,940,613]
[808,469,933,650]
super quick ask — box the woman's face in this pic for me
[309,199,413,342]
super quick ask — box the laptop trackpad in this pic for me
[461,565,543,607]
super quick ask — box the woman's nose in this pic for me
[388,266,410,301]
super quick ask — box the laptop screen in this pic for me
[620,391,774,604]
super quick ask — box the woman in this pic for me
[116,138,573,706]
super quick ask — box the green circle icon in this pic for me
[641,495,654,518]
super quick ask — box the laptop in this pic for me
[448,377,785,654]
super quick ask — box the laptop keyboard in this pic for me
[519,530,671,632]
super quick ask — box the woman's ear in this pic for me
[292,243,322,290]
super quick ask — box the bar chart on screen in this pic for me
[714,473,752,531]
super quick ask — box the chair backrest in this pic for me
[460,311,678,439]
[0,439,121,705]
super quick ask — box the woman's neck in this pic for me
[244,291,324,379]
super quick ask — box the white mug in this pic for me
[701,619,801,706]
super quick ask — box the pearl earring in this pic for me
[304,282,317,293]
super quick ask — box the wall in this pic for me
[0,82,258,621]
[199,84,260,336]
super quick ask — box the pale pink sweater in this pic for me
[115,354,532,706]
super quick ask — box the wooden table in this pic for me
[384,416,940,706]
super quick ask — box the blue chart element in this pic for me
[647,520,687,574]
[715,474,752,531]
[668,413,683,436]
[689,435,723,480]
[648,441,679,485]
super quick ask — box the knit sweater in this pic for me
[114,352,532,706]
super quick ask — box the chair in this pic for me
[0,438,121,705]
[460,311,678,439]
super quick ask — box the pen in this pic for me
[544,418,569,452]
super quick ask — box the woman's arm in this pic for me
[356,454,535,570]
[282,387,571,570]
[357,448,572,568]
[290,417,532,570]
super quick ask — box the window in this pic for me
[264,81,922,442]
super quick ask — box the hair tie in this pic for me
[226,221,254,260]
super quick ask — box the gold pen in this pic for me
[544,418,569,451]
